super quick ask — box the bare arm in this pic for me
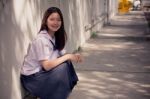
[40,53,82,71]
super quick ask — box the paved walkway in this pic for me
[69,11,150,99]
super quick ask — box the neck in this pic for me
[48,30,55,38]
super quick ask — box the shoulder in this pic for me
[33,33,48,44]
[32,34,53,48]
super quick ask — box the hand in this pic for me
[74,53,83,63]
[67,53,83,63]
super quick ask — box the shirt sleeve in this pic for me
[60,49,66,55]
[33,38,53,61]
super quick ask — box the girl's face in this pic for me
[47,12,61,32]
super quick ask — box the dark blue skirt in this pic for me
[21,61,78,99]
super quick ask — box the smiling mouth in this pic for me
[52,26,59,28]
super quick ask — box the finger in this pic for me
[74,55,78,63]
[79,56,83,62]
[76,55,79,63]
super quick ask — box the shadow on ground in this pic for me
[69,11,150,99]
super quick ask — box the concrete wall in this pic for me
[109,0,118,17]
[0,0,118,99]
[0,0,44,99]
[60,0,93,51]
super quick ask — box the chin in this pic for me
[53,28,60,32]
[52,29,59,32]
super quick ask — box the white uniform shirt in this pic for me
[21,30,66,75]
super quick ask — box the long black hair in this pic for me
[39,7,67,51]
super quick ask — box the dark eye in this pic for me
[50,18,55,21]
[57,19,61,21]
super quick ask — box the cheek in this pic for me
[58,22,62,26]
[59,22,62,26]
[47,21,52,27]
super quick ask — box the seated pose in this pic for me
[20,7,82,99]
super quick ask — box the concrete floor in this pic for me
[69,11,150,99]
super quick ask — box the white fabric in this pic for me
[134,0,140,7]
[21,30,66,75]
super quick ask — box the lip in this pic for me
[52,26,59,28]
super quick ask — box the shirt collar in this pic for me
[39,30,55,42]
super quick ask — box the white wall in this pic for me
[0,0,44,99]
[0,0,118,99]
[60,0,93,52]
[109,0,118,18]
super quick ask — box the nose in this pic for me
[54,19,60,23]
[53,20,59,25]
[55,20,59,24]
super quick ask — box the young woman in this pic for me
[21,7,82,99]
